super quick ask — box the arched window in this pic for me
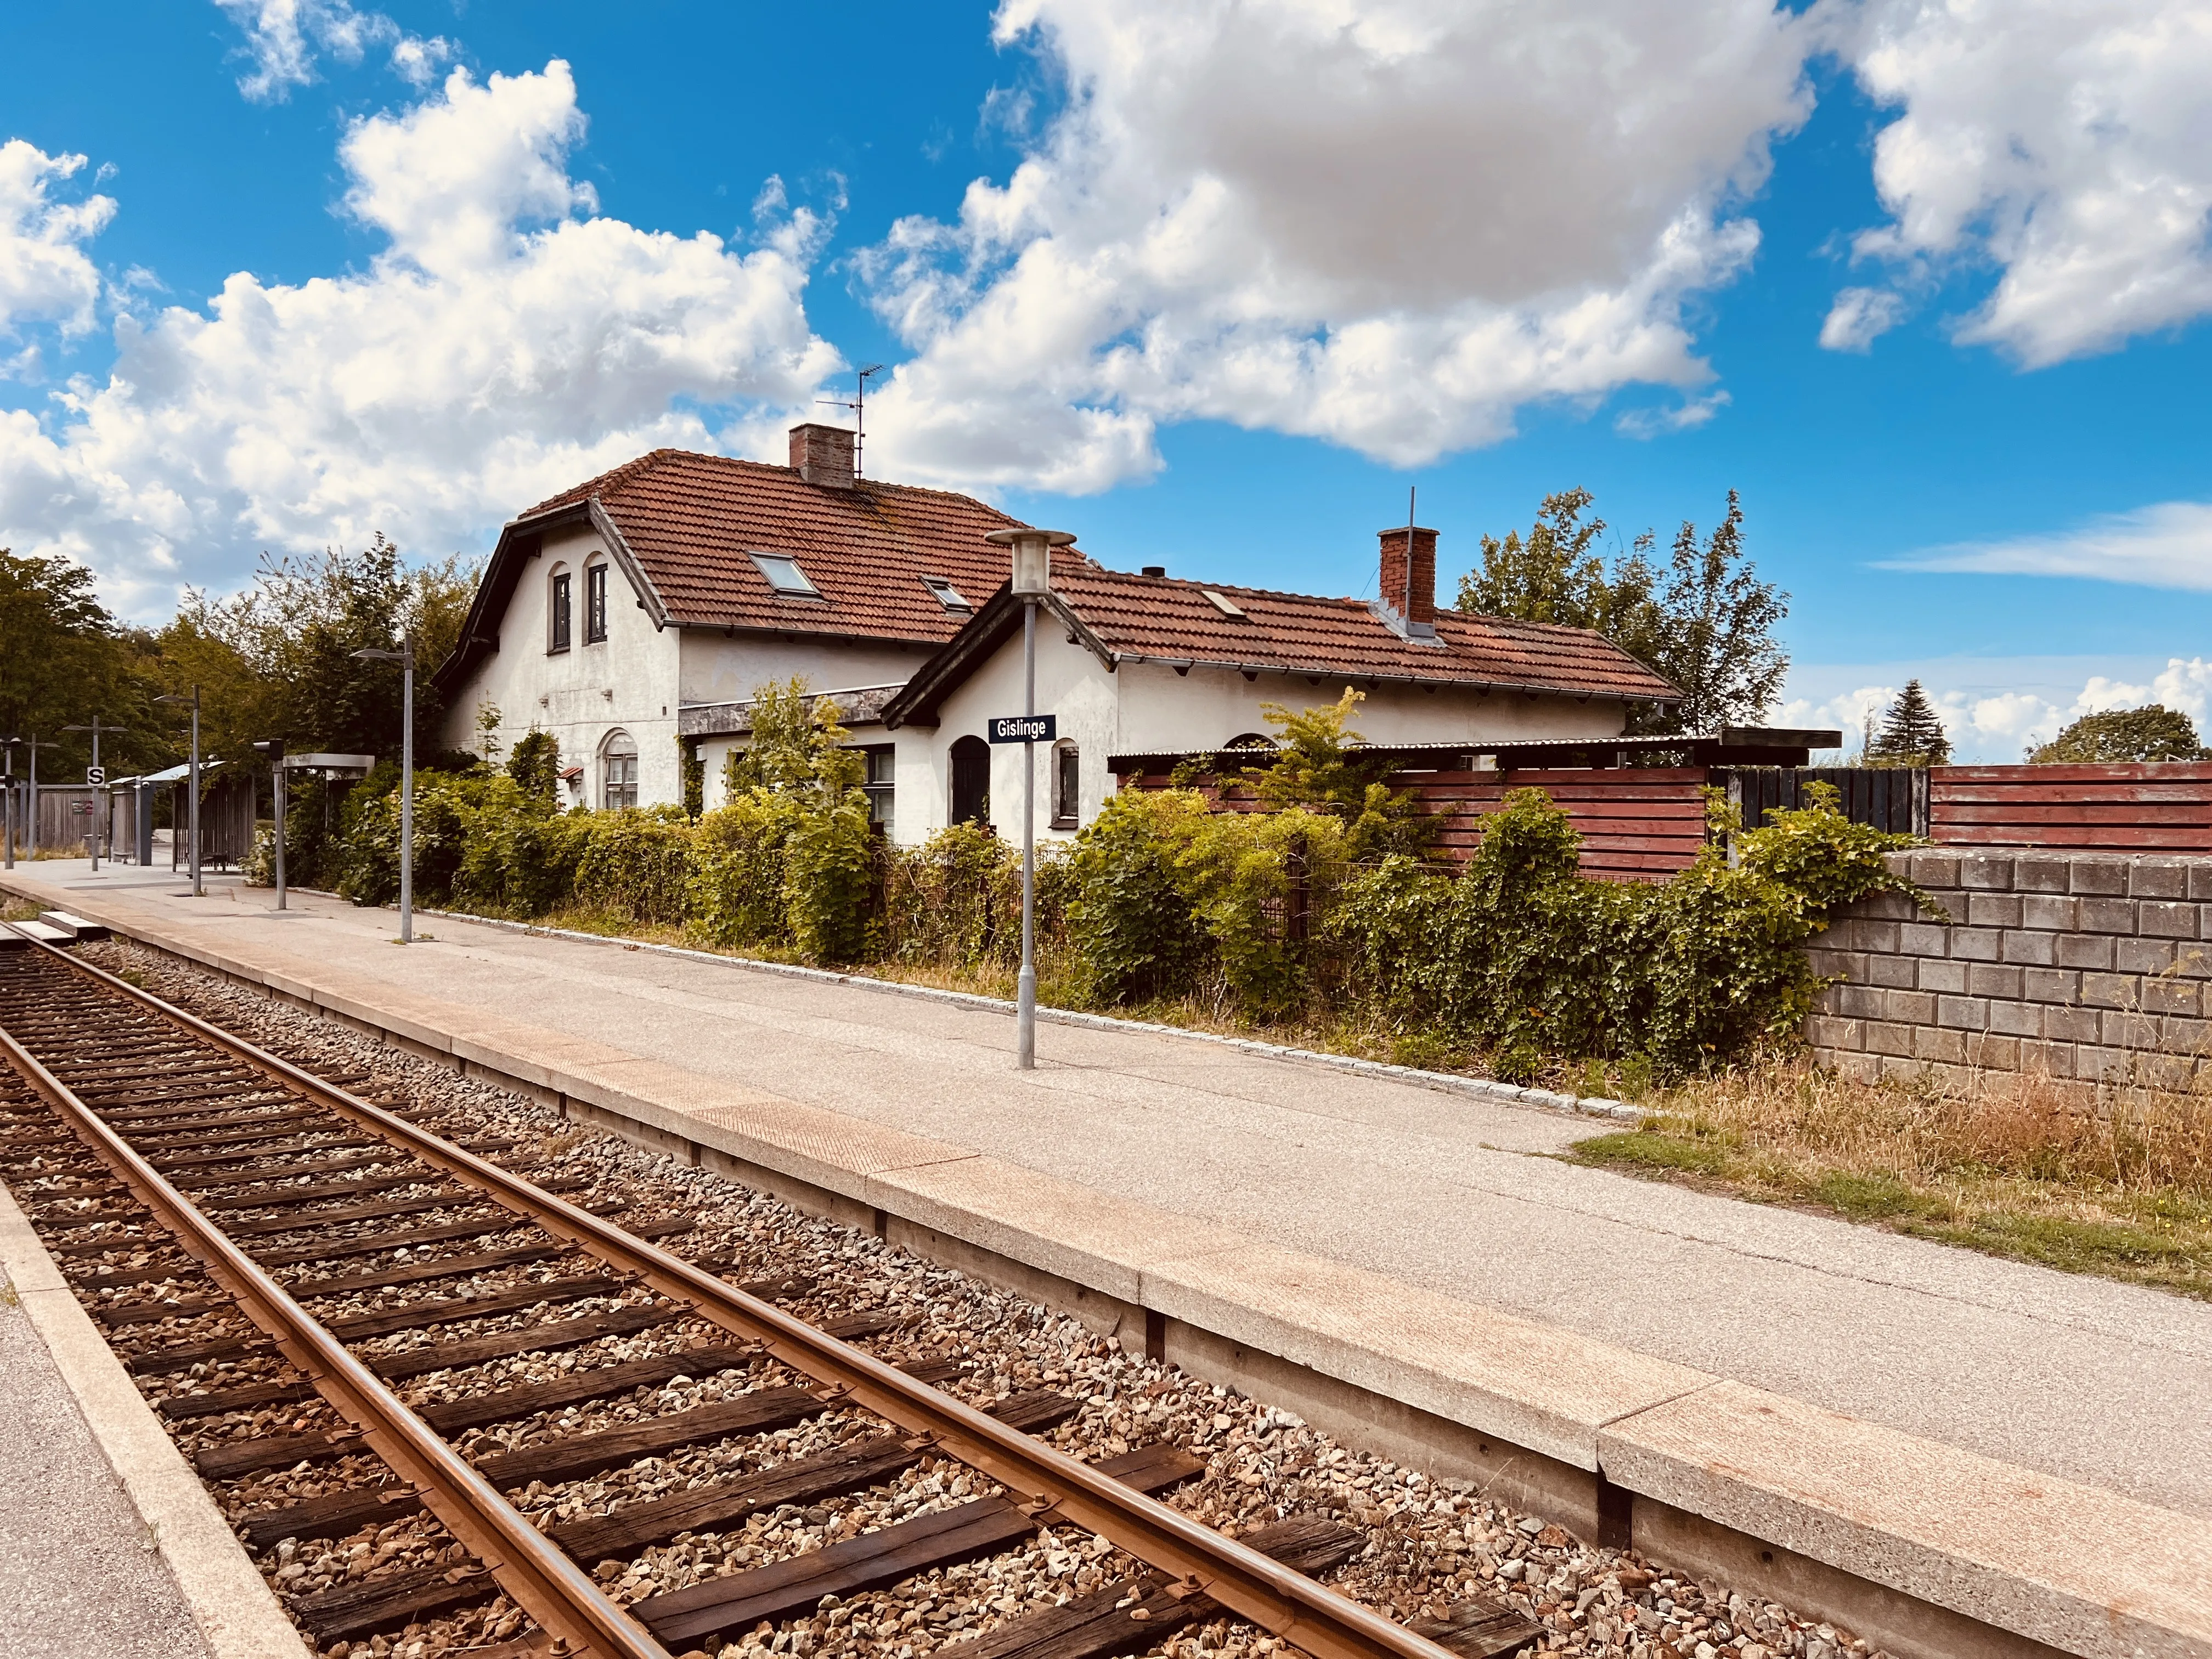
[1051,741,1080,828]
[601,729,639,810]
[950,735,990,826]
[548,563,572,653]
[1223,731,1274,750]
[585,560,609,644]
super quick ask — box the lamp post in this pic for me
[2,737,16,870]
[62,716,124,873]
[19,735,55,859]
[352,636,416,943]
[153,691,202,895]
[985,526,1077,1070]
[252,740,287,910]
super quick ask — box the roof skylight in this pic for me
[922,575,972,613]
[749,552,823,599]
[1202,589,1248,618]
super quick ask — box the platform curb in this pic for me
[8,872,2212,1659]
[0,1181,308,1659]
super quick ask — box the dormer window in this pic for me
[922,575,972,613]
[749,552,823,599]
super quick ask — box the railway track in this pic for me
[0,936,1539,1659]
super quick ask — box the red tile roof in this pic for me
[520,448,1071,642]
[1046,568,1678,700]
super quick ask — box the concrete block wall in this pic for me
[1805,849,2212,1096]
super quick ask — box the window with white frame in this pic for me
[601,730,639,810]
[585,562,609,643]
[1052,742,1080,828]
[858,746,894,825]
[748,551,823,599]
[549,567,572,652]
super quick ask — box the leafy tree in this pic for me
[0,549,164,777]
[1237,689,1428,856]
[720,678,862,797]
[2029,704,2205,764]
[1456,488,1787,735]
[506,729,562,808]
[1867,679,1951,765]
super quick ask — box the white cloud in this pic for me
[216,0,452,103]
[1817,284,1905,352]
[0,62,838,616]
[859,0,1816,492]
[1614,389,1731,439]
[1782,655,2212,760]
[1887,500,2212,589]
[1834,0,2212,366]
[0,141,114,343]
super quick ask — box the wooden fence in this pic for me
[1120,759,2212,874]
[1124,766,1713,880]
[1929,763,2212,854]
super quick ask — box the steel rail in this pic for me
[14,939,1463,1659]
[0,978,674,1659]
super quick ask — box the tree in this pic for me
[1456,488,1786,735]
[1868,680,1951,765]
[0,549,165,776]
[2029,705,2205,764]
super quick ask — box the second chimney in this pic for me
[789,422,855,489]
[1378,524,1438,629]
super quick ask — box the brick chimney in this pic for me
[1378,524,1438,631]
[788,422,855,489]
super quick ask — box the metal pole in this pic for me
[3,745,13,870]
[188,693,202,896]
[26,737,37,858]
[1017,598,1037,1070]
[400,639,415,943]
[274,759,287,911]
[88,723,101,872]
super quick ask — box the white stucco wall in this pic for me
[678,631,934,709]
[441,523,683,810]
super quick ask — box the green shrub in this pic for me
[689,793,804,949]
[882,822,1020,966]
[506,729,560,806]
[783,788,877,962]
[575,809,695,925]
[1065,789,1214,1003]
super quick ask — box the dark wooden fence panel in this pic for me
[1929,763,2212,853]
[1126,766,1711,880]
[1723,768,1927,836]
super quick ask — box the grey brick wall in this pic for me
[1805,850,2212,1095]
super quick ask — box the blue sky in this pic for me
[2,1,2208,759]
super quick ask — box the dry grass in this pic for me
[1570,1058,2212,1297]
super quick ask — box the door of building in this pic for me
[950,735,990,826]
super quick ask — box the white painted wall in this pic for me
[678,630,933,708]
[441,523,683,810]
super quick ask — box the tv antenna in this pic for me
[818,364,885,477]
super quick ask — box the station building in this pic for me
[434,424,1678,843]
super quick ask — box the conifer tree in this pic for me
[1869,679,1950,765]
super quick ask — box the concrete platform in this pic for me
[6,861,2211,1659]
[0,1181,306,1659]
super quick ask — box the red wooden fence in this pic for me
[1124,767,1712,880]
[1929,763,2212,854]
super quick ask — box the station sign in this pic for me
[84,766,105,786]
[988,714,1057,744]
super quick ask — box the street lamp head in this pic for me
[350,647,401,664]
[985,527,1077,598]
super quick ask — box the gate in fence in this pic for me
[1720,767,1928,837]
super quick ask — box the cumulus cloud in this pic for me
[1817,284,1906,352]
[1781,656,2212,760]
[858,0,1816,491]
[0,62,838,615]
[1832,0,2212,366]
[0,141,114,344]
[216,0,453,103]
[1886,500,2212,589]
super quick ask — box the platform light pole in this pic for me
[252,740,287,910]
[20,735,55,858]
[153,691,202,895]
[62,716,124,873]
[2,737,17,870]
[985,526,1076,1070]
[353,636,416,943]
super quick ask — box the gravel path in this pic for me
[5,940,1894,1659]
